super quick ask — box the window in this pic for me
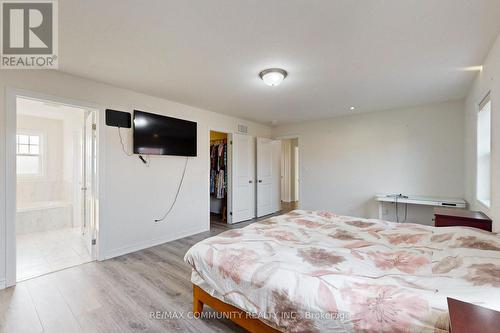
[476,95,491,207]
[16,133,42,177]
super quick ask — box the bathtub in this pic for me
[16,201,73,235]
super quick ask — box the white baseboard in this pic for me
[0,279,6,290]
[101,226,209,260]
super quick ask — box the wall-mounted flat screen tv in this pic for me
[133,110,197,156]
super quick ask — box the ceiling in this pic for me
[59,0,500,125]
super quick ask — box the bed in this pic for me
[184,210,500,332]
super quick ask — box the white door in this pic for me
[231,133,255,223]
[83,111,97,258]
[257,138,281,217]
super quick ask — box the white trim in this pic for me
[0,87,5,290]
[273,134,301,140]
[5,88,17,287]
[293,145,300,202]
[0,279,5,290]
[3,88,106,288]
[102,226,207,260]
[96,103,107,262]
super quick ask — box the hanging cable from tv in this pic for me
[118,127,150,166]
[155,157,189,223]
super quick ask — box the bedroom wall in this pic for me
[465,33,500,232]
[0,70,271,287]
[272,100,465,225]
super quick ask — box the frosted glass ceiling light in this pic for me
[259,68,287,86]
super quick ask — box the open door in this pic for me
[83,111,97,258]
[231,133,256,223]
[257,138,281,217]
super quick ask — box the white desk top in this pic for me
[375,194,467,208]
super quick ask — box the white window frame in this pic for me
[16,130,45,179]
[476,93,491,208]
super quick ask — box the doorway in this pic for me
[209,131,230,226]
[280,138,299,211]
[13,96,98,282]
[255,137,299,218]
[208,130,258,227]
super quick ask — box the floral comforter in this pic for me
[184,210,500,332]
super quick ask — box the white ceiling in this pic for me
[59,0,500,125]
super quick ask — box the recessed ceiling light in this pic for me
[259,68,287,87]
[350,106,356,111]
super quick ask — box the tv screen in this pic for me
[133,110,197,156]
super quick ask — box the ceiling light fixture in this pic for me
[259,68,287,86]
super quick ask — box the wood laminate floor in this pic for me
[0,203,298,333]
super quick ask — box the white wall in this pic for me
[0,70,271,286]
[16,115,64,205]
[465,34,500,232]
[272,100,465,224]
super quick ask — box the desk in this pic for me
[375,195,467,220]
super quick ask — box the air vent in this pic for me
[237,124,248,134]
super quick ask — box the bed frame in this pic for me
[193,284,280,333]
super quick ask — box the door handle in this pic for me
[249,180,253,184]
[258,180,262,183]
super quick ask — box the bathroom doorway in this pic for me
[14,96,97,281]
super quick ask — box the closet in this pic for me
[210,131,228,222]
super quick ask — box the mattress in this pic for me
[184,210,500,332]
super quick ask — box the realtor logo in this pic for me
[1,0,58,68]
